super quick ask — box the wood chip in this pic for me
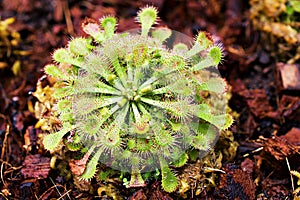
[21,154,50,179]
[216,164,256,200]
[69,152,90,176]
[280,127,300,146]
[259,136,296,161]
[278,63,300,90]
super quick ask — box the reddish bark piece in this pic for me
[3,0,34,12]
[241,89,276,119]
[261,179,290,199]
[129,189,147,200]
[69,152,90,176]
[216,164,256,200]
[280,127,300,146]
[149,182,173,200]
[21,154,50,179]
[231,78,246,93]
[278,95,300,122]
[277,63,300,90]
[259,136,296,161]
[243,113,258,136]
[241,158,256,174]
[231,79,278,120]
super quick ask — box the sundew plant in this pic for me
[42,6,233,192]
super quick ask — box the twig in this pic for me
[286,157,294,191]
[50,177,63,197]
[57,190,72,200]
[0,125,9,160]
[0,125,10,188]
[38,178,71,200]
[242,146,264,157]
[0,192,9,200]
[38,184,62,200]
[62,0,74,35]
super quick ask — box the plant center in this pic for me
[123,87,138,101]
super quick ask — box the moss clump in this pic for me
[250,0,300,62]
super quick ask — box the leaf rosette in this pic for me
[42,6,233,192]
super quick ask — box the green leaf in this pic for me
[101,104,129,149]
[135,138,153,152]
[53,48,84,67]
[53,86,74,99]
[43,124,73,151]
[137,6,158,37]
[197,123,217,141]
[84,51,115,81]
[65,141,82,151]
[173,43,188,55]
[44,64,68,80]
[75,75,121,95]
[172,152,188,168]
[209,46,222,65]
[152,77,192,96]
[102,42,128,86]
[77,113,102,135]
[69,37,90,56]
[131,43,148,67]
[155,129,174,147]
[81,147,103,179]
[151,28,172,43]
[188,149,199,161]
[197,77,227,93]
[57,99,72,114]
[196,104,233,130]
[98,170,113,181]
[196,32,213,50]
[128,157,146,187]
[160,158,178,193]
[221,113,233,130]
[73,95,123,116]
[290,0,300,12]
[100,16,117,38]
[192,133,211,151]
[193,46,222,71]
[187,31,213,58]
[140,97,195,121]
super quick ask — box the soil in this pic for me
[0,0,300,199]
